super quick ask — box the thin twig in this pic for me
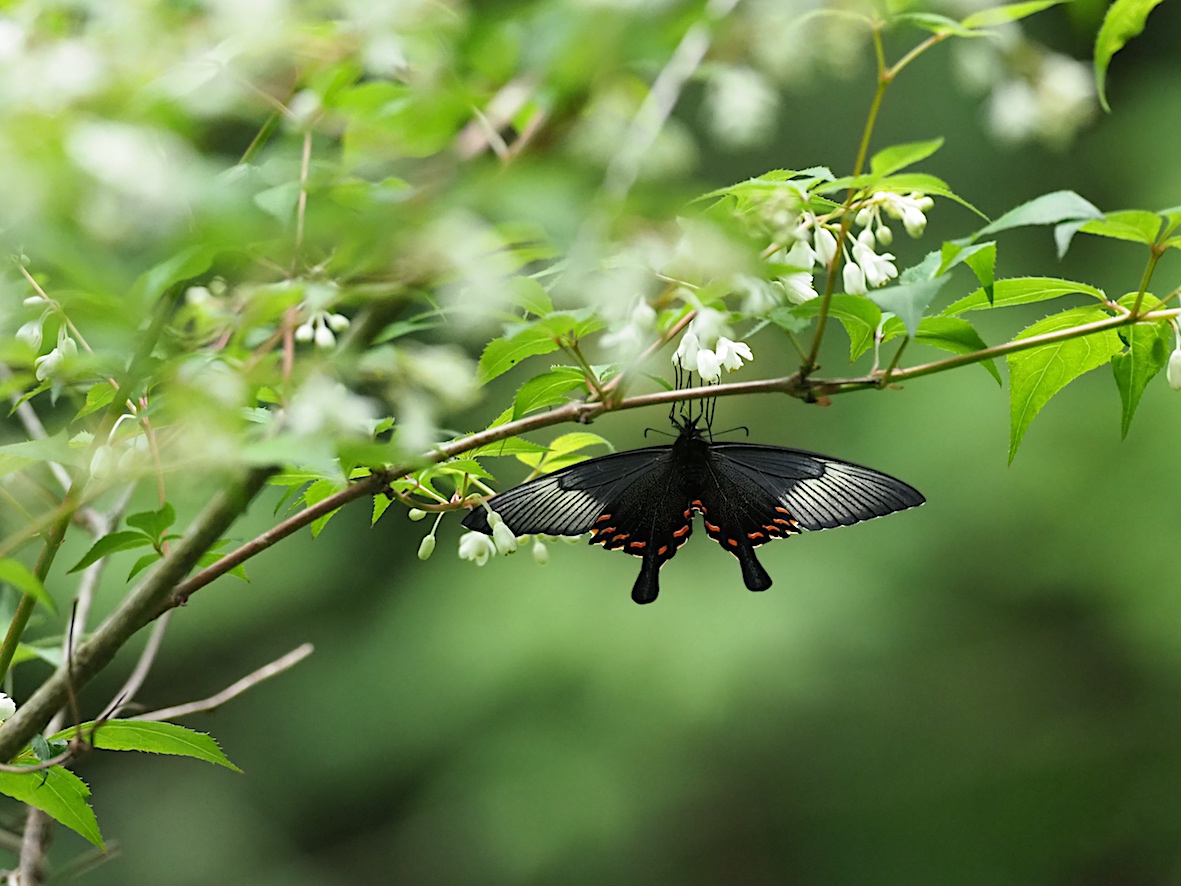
[135,643,314,722]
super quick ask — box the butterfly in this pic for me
[461,414,924,604]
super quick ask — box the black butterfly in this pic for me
[461,416,924,604]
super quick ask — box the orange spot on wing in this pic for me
[657,545,668,556]
[704,521,720,533]
[596,514,612,523]
[612,533,630,542]
[726,538,738,547]
[673,525,690,538]
[775,506,790,514]
[773,518,792,526]
[629,540,647,549]
[747,531,765,540]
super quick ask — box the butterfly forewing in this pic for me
[460,448,674,537]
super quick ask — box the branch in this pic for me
[0,467,274,762]
[135,643,314,722]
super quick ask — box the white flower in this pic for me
[696,347,724,382]
[0,693,15,723]
[876,225,894,246]
[34,347,64,381]
[687,307,727,345]
[813,227,838,266]
[843,261,867,295]
[286,375,378,437]
[458,531,497,566]
[295,310,350,349]
[777,240,819,304]
[16,320,43,351]
[417,535,436,560]
[313,320,336,349]
[22,296,48,308]
[532,538,549,565]
[672,330,701,370]
[852,232,898,288]
[1168,348,1181,391]
[492,522,518,554]
[716,337,753,372]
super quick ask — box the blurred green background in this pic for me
[6,2,1181,884]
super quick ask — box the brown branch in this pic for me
[135,643,314,722]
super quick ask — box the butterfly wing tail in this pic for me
[461,508,490,533]
[631,555,661,604]
[735,544,772,592]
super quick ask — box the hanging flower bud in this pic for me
[0,693,15,723]
[843,261,867,296]
[532,538,549,565]
[408,508,428,521]
[813,227,838,266]
[417,534,436,560]
[492,520,518,554]
[1167,348,1181,391]
[16,320,43,351]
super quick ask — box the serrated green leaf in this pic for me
[75,382,116,420]
[68,530,155,574]
[0,766,102,848]
[976,191,1103,238]
[768,306,812,334]
[477,327,562,384]
[512,367,587,419]
[883,316,1001,382]
[962,0,1063,28]
[867,276,948,339]
[1094,0,1167,112]
[516,432,612,472]
[942,277,1105,316]
[0,559,55,614]
[869,138,944,178]
[793,295,882,361]
[507,277,554,317]
[48,720,241,772]
[302,479,346,538]
[1007,306,1123,462]
[126,502,176,545]
[372,494,393,525]
[194,547,248,582]
[1078,210,1163,245]
[1111,294,1170,437]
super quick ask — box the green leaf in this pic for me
[1007,306,1123,462]
[68,530,155,574]
[507,277,554,317]
[372,494,393,525]
[962,0,1064,28]
[0,559,56,614]
[868,138,944,178]
[125,502,176,546]
[372,314,443,344]
[195,549,248,582]
[75,382,116,420]
[253,181,302,224]
[942,277,1105,316]
[866,276,949,339]
[132,244,216,308]
[516,432,613,472]
[128,552,161,582]
[0,431,88,470]
[1111,294,1170,438]
[302,479,346,538]
[793,295,882,361]
[1094,0,1167,112]
[48,720,241,772]
[884,316,1001,383]
[976,191,1103,238]
[512,367,587,419]
[467,437,550,458]
[1078,210,1163,245]
[896,11,977,36]
[939,241,996,302]
[768,306,812,334]
[477,327,563,384]
[0,766,102,848]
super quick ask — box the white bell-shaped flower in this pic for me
[458,531,497,566]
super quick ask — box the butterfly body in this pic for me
[461,418,923,604]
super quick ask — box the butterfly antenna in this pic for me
[644,428,675,439]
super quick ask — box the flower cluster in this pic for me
[295,309,349,349]
[670,306,753,383]
[34,324,79,381]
